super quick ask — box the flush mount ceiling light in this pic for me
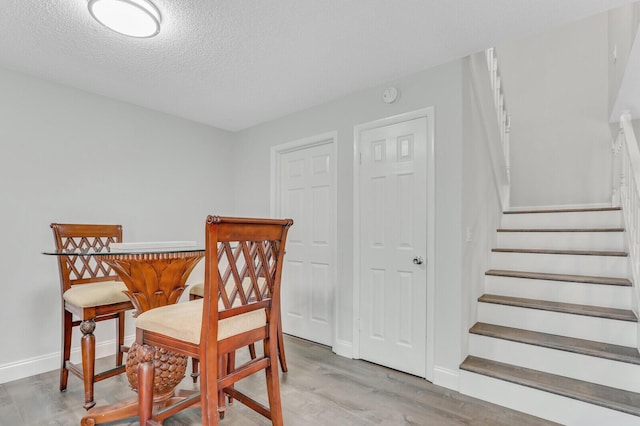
[88,0,161,38]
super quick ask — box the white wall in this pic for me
[0,67,234,382]
[498,13,613,208]
[233,60,465,388]
[608,2,640,117]
[460,53,506,357]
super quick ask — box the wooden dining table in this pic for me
[44,245,204,425]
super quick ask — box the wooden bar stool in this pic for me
[50,223,134,410]
[136,215,292,425]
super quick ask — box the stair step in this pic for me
[496,229,625,251]
[504,207,621,214]
[460,356,640,417]
[478,294,637,322]
[501,208,623,230]
[486,269,632,287]
[490,251,628,278]
[470,322,640,365]
[492,248,627,257]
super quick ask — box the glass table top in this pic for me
[42,246,205,256]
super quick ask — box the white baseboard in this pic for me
[0,334,135,384]
[332,339,353,359]
[432,366,459,391]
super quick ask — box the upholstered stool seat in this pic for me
[63,281,130,308]
[136,299,266,344]
[189,282,204,298]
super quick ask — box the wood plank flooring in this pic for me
[0,336,559,425]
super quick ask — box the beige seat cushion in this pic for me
[135,299,266,345]
[63,281,130,308]
[189,282,204,298]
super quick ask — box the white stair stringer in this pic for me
[477,302,636,347]
[484,274,632,310]
[469,333,640,392]
[459,369,640,426]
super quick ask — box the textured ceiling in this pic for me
[0,0,636,131]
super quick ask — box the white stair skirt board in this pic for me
[484,275,632,310]
[490,251,627,278]
[459,370,640,426]
[469,334,640,392]
[477,303,637,347]
[501,210,623,229]
[496,230,625,251]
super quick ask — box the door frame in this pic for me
[270,131,338,350]
[352,108,435,381]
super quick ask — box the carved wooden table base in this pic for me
[80,251,203,426]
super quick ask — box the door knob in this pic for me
[412,256,424,265]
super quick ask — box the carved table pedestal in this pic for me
[80,249,203,426]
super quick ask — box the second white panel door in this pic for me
[278,141,335,346]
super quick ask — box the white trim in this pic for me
[332,339,354,359]
[352,107,436,381]
[270,132,339,352]
[433,366,460,391]
[0,334,135,384]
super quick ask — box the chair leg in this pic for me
[79,319,96,410]
[116,312,125,366]
[191,357,200,383]
[277,318,288,373]
[264,335,283,425]
[217,355,227,420]
[60,309,73,392]
[138,345,155,426]
[226,351,235,406]
[248,343,257,360]
[199,355,220,426]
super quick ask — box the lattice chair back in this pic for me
[216,240,276,310]
[50,223,123,292]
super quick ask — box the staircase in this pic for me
[459,207,640,426]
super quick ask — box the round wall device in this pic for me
[382,87,399,104]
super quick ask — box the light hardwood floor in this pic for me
[0,336,559,425]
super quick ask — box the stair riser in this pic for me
[496,231,624,251]
[490,252,628,278]
[477,303,637,347]
[485,275,632,310]
[502,210,623,229]
[469,334,640,392]
[459,370,640,426]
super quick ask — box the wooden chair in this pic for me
[135,215,293,425]
[188,241,289,379]
[50,223,135,410]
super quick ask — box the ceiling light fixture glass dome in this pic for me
[88,0,161,38]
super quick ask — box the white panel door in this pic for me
[359,117,428,377]
[278,141,335,346]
